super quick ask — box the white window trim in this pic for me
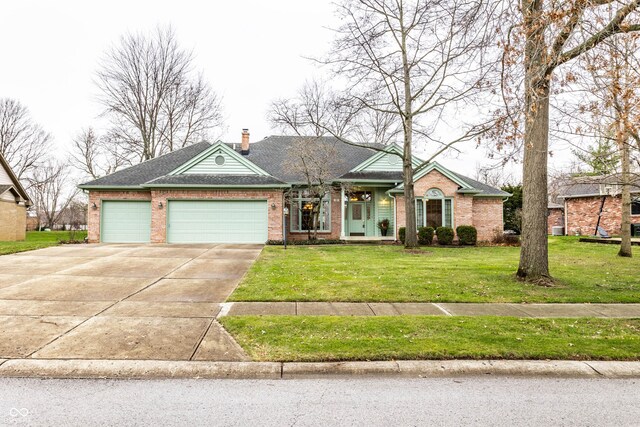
[415,196,454,229]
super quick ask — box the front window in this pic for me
[290,190,331,232]
[415,188,453,229]
[632,197,640,215]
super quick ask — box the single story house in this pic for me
[0,152,31,241]
[79,131,509,244]
[548,174,640,236]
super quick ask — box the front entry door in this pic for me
[348,202,366,236]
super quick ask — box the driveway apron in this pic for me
[0,244,257,362]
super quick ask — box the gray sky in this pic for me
[0,0,576,181]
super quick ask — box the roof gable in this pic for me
[170,142,270,176]
[351,145,421,173]
[0,153,30,203]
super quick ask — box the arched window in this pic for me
[416,188,453,229]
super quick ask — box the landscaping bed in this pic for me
[229,237,640,303]
[221,315,640,362]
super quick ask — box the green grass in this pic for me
[0,231,87,255]
[230,237,640,303]
[221,315,640,362]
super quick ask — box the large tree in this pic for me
[272,0,498,248]
[27,160,78,230]
[95,26,223,163]
[0,98,51,180]
[498,0,640,281]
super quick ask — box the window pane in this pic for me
[291,202,299,231]
[352,204,363,220]
[426,199,442,228]
[321,200,330,231]
[632,198,640,215]
[444,199,452,228]
[416,199,424,228]
[301,203,313,230]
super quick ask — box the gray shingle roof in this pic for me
[144,174,286,187]
[338,171,404,181]
[450,172,511,197]
[79,141,212,187]
[242,136,379,182]
[555,174,640,199]
[77,135,508,197]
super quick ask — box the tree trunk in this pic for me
[618,134,632,257]
[403,117,418,248]
[517,0,552,282]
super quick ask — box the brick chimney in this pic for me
[241,129,250,155]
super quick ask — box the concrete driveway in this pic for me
[0,243,262,361]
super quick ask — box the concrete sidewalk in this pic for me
[223,302,640,318]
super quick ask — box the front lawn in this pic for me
[221,315,640,362]
[230,237,639,303]
[0,231,87,256]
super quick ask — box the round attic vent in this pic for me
[215,155,225,166]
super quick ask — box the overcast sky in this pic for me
[0,0,578,181]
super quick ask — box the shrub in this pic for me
[417,227,434,245]
[266,239,345,246]
[490,229,521,246]
[456,225,477,246]
[398,227,406,244]
[436,226,454,245]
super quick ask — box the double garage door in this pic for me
[100,200,268,244]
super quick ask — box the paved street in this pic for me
[0,244,262,361]
[0,376,638,426]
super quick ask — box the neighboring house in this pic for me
[548,174,640,236]
[79,131,509,244]
[0,153,31,241]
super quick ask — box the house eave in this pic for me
[77,185,147,191]
[140,184,291,189]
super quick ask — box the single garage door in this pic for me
[167,200,268,244]
[101,201,152,243]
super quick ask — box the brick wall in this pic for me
[565,195,640,236]
[394,170,503,241]
[472,198,504,241]
[0,201,26,241]
[87,189,284,243]
[547,208,564,234]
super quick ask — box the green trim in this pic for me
[410,162,475,190]
[334,179,403,185]
[350,145,422,172]
[141,184,290,189]
[78,185,147,190]
[168,142,271,176]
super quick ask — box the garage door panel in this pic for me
[168,200,268,244]
[102,201,151,243]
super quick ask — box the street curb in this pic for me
[0,359,639,379]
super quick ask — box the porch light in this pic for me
[158,202,164,209]
[91,202,98,210]
[271,203,277,210]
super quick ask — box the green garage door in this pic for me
[168,200,268,244]
[101,201,151,243]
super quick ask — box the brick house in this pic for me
[548,175,640,236]
[0,153,31,241]
[79,131,509,244]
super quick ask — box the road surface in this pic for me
[0,376,638,426]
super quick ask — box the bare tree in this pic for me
[96,26,223,163]
[285,138,340,240]
[496,0,640,282]
[71,127,129,180]
[273,0,498,248]
[28,160,78,230]
[0,98,51,180]
[579,34,640,257]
